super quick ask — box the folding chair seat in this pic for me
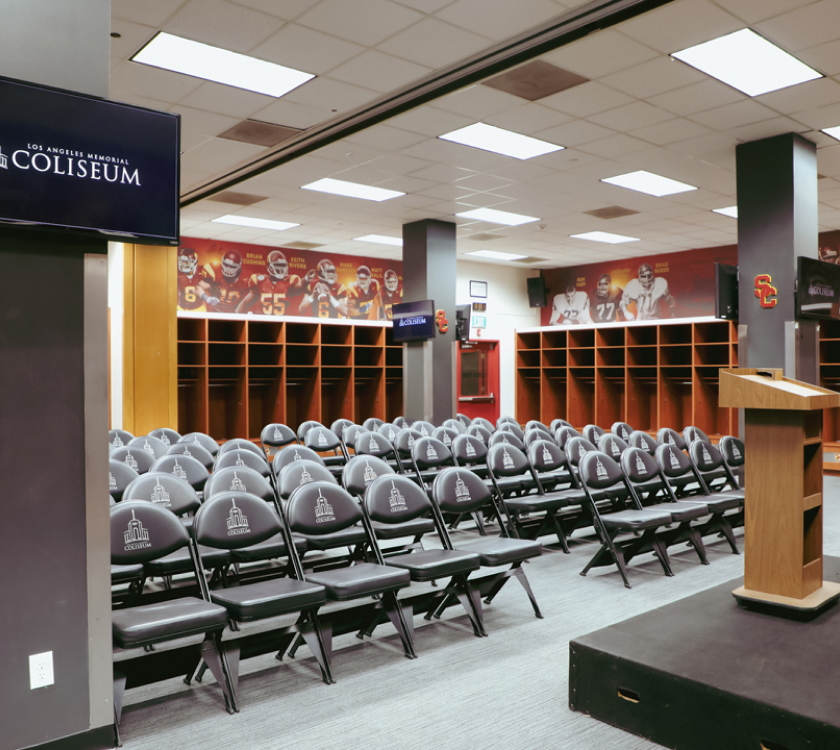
[363,417,385,431]
[286,482,415,660]
[151,454,210,496]
[355,431,404,473]
[577,452,675,588]
[442,418,466,434]
[621,448,711,566]
[471,417,495,434]
[657,427,686,450]
[719,435,745,487]
[109,428,134,450]
[148,427,181,447]
[260,423,297,459]
[109,459,139,503]
[655,444,741,555]
[110,501,236,722]
[179,431,220,456]
[125,437,166,462]
[215,449,271,477]
[629,430,658,454]
[303,426,348,472]
[525,419,550,432]
[432,426,459,450]
[611,422,634,442]
[330,418,355,439]
[556,426,582,450]
[192,491,332,687]
[166,441,215,471]
[111,446,154,475]
[550,418,572,432]
[524,427,555,447]
[412,420,436,438]
[431,468,543,623]
[297,420,324,442]
[582,424,606,444]
[683,425,710,445]
[598,433,629,461]
[455,413,471,428]
[217,438,267,461]
[496,422,524,439]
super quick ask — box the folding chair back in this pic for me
[217,439,267,460]
[579,450,627,492]
[215,449,271,477]
[179,431,220,456]
[683,425,710,445]
[688,439,740,491]
[151,454,210,492]
[277,460,337,500]
[486,442,531,480]
[273,445,326,477]
[166,442,214,470]
[111,500,192,565]
[260,423,297,457]
[524,427,554,447]
[432,467,497,516]
[330,418,355,438]
[193,491,282,549]
[123,471,201,515]
[297,420,324,441]
[719,435,744,469]
[582,424,606,444]
[442,418,466,434]
[451,434,488,467]
[657,427,686,450]
[489,430,526,450]
[149,427,180,447]
[598,433,629,460]
[392,416,408,429]
[412,420,436,438]
[286,481,364,535]
[471,417,495,433]
[109,428,134,450]
[111,446,155,475]
[394,428,422,459]
[365,474,431,524]
[377,422,401,444]
[432,426,459,448]
[525,419,549,433]
[611,422,633,442]
[497,415,518,426]
[343,455,395,496]
[304,426,345,457]
[206,466,274,503]
[620,447,662,487]
[109,459,139,502]
[550,419,572,432]
[556,426,582,449]
[354,433,399,465]
[565,436,597,468]
[363,417,385,431]
[341,424,369,452]
[411,436,454,472]
[496,422,524,439]
[455,413,471,428]
[128,435,169,461]
[629,430,658,454]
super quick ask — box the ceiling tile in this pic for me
[539,81,636,117]
[366,153,435,175]
[283,76,379,112]
[756,77,840,115]
[254,98,334,129]
[328,50,432,93]
[110,18,157,60]
[754,0,840,52]
[600,55,705,100]
[689,99,780,130]
[344,124,429,152]
[110,60,204,102]
[229,0,322,20]
[629,117,713,145]
[435,0,562,42]
[163,0,283,51]
[588,101,675,130]
[433,84,526,120]
[179,80,275,117]
[648,79,746,117]
[377,18,492,68]
[218,119,301,147]
[798,39,840,77]
[453,173,515,192]
[721,0,830,25]
[111,0,187,27]
[575,134,653,159]
[541,29,659,79]
[484,102,573,134]
[533,119,616,147]
[251,24,365,75]
[393,0,454,11]
[381,105,475,136]
[728,116,812,144]
[485,160,556,181]
[297,0,424,47]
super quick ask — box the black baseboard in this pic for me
[22,725,114,750]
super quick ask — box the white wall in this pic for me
[456,260,541,417]
[107,242,124,429]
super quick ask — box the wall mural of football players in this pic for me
[377,269,402,320]
[620,263,676,321]
[177,246,204,311]
[235,250,304,315]
[549,284,592,325]
[347,265,380,320]
[589,273,622,323]
[197,249,249,313]
[300,258,349,319]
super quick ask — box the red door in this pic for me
[457,340,499,423]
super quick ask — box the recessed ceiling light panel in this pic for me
[456,208,540,226]
[439,122,563,160]
[212,215,299,231]
[672,28,821,97]
[353,234,403,246]
[712,206,738,218]
[132,32,314,97]
[570,231,639,244]
[301,178,405,202]
[822,126,840,142]
[464,250,527,260]
[602,170,697,197]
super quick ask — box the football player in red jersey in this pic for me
[235,250,303,316]
[589,273,623,323]
[300,258,349,318]
[176,246,204,311]
[347,265,381,320]
[197,249,250,313]
[377,269,402,320]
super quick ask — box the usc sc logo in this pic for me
[754,274,777,308]
[435,309,448,333]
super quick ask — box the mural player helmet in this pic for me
[221,250,243,280]
[638,263,654,291]
[384,269,399,292]
[356,265,372,292]
[267,250,288,280]
[178,247,197,276]
[317,259,337,284]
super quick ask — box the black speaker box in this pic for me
[527,276,547,307]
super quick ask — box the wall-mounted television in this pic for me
[392,299,436,342]
[0,75,180,245]
[714,263,738,321]
[797,256,840,320]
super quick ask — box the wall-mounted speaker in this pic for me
[527,275,547,308]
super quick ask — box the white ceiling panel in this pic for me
[435,0,562,42]
[297,0,424,47]
[111,0,187,27]
[250,24,365,75]
[163,0,283,51]
[688,99,782,130]
[343,125,429,152]
[588,101,676,131]
[328,50,432,93]
[648,79,746,117]
[254,98,335,130]
[377,18,493,68]
[484,102,574,135]
[433,84,526,120]
[541,30,659,79]
[109,60,204,103]
[720,0,816,24]
[754,1,840,52]
[385,106,475,136]
[600,56,705,100]
[179,80,275,117]
[533,119,617,147]
[756,77,840,115]
[110,19,158,61]
[229,0,322,20]
[575,134,653,159]
[798,39,840,77]
[283,77,380,112]
[628,117,713,145]
[539,81,636,118]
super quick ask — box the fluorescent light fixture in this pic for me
[712,206,738,218]
[132,32,314,97]
[456,208,540,226]
[672,28,821,97]
[439,122,563,160]
[353,234,403,246]
[301,178,405,202]
[212,215,299,231]
[602,170,697,197]
[464,250,527,261]
[570,231,639,244]
[822,126,840,142]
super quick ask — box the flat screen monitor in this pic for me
[392,299,436,342]
[0,75,180,245]
[797,256,840,320]
[714,263,738,320]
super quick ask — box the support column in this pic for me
[736,133,819,381]
[402,220,457,425]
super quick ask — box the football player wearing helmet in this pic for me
[620,263,675,320]
[377,269,402,320]
[549,285,592,325]
[197,249,249,313]
[176,247,204,311]
[347,265,381,320]
[589,273,623,323]
[300,258,348,318]
[236,250,303,315]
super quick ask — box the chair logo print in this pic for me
[542,445,554,465]
[314,489,335,523]
[109,472,117,490]
[369,435,380,451]
[299,466,313,486]
[387,427,396,441]
[171,459,187,479]
[407,435,415,448]
[578,443,586,459]
[151,481,171,507]
[621,427,629,440]
[235,455,245,466]
[183,447,192,457]
[666,432,675,445]
[419,424,429,436]
[595,457,608,480]
[112,435,123,448]
[426,442,438,460]
[194,436,201,445]
[388,482,407,513]
[503,448,514,469]
[230,472,246,492]
[363,460,377,486]
[317,431,328,447]
[160,433,170,445]
[701,444,712,464]
[123,510,151,551]
[501,435,509,444]
[669,448,680,470]
[609,441,620,457]
[442,432,451,446]
[635,453,647,475]
[732,444,741,459]
[465,439,476,456]
[124,451,138,471]
[455,476,471,502]
[293,449,302,461]
[226,499,250,536]
[273,426,282,440]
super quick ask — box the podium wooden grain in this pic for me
[720,368,840,611]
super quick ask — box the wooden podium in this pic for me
[720,368,840,612]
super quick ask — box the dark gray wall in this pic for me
[402,220,457,425]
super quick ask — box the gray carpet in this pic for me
[118,477,840,749]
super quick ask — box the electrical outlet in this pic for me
[29,651,54,690]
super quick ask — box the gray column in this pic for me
[736,133,819,381]
[402,220,457,425]
[0,3,112,750]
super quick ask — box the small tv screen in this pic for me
[392,299,436,342]
[0,75,180,245]
[715,263,738,321]
[797,256,840,320]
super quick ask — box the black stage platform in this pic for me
[569,557,840,750]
